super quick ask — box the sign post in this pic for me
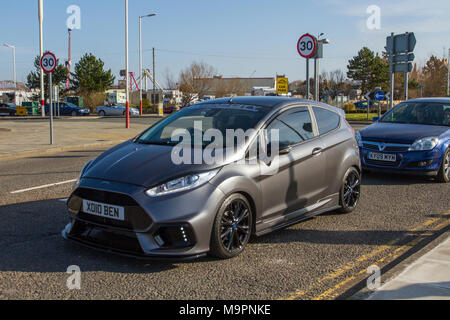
[385,32,416,106]
[40,51,57,145]
[364,91,371,120]
[297,34,317,99]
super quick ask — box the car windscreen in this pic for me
[135,104,270,147]
[380,102,450,126]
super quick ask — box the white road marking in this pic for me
[10,179,77,194]
[59,198,69,202]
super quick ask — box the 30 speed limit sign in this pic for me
[297,34,317,58]
[40,52,57,73]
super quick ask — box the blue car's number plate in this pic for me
[82,199,125,221]
[368,152,396,162]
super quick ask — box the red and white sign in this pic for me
[297,34,317,58]
[40,52,57,74]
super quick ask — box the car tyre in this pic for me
[209,193,253,259]
[337,167,361,214]
[437,149,450,183]
[71,111,77,116]
[99,110,106,116]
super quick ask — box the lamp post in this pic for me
[3,43,16,93]
[139,13,156,116]
[314,33,330,102]
[38,0,44,115]
[125,0,129,128]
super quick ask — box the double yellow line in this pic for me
[281,209,450,300]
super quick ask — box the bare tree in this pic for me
[178,61,217,106]
[163,67,177,90]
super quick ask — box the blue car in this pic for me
[357,98,450,182]
[45,102,90,116]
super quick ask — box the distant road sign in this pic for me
[393,53,415,63]
[276,77,289,94]
[297,34,317,58]
[40,52,57,74]
[374,90,385,101]
[386,32,416,54]
[393,63,413,73]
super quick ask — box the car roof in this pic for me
[404,97,450,104]
[194,96,340,113]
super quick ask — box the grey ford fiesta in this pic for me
[63,96,361,259]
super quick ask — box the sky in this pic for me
[0,0,449,87]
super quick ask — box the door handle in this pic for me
[279,146,292,155]
[312,147,322,156]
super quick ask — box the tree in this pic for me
[347,47,389,94]
[71,53,115,93]
[178,61,217,106]
[421,55,447,97]
[26,53,68,101]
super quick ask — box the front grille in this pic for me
[74,188,137,206]
[69,187,152,231]
[69,220,144,254]
[365,158,401,167]
[362,141,410,152]
[362,143,379,151]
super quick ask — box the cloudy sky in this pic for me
[0,0,449,85]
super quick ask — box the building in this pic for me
[0,81,35,105]
[193,76,275,97]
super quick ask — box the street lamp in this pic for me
[139,13,156,116]
[125,0,129,128]
[3,43,16,93]
[313,34,330,101]
[38,0,44,115]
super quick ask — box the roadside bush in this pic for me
[80,91,106,112]
[343,103,356,113]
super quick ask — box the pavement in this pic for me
[0,118,448,300]
[366,232,450,300]
[0,116,161,160]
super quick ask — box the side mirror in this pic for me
[372,116,379,122]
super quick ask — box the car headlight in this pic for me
[146,169,220,197]
[356,131,363,147]
[408,137,439,151]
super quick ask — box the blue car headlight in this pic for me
[356,131,363,147]
[408,137,439,151]
[146,169,219,197]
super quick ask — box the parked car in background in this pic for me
[357,98,450,182]
[0,102,16,116]
[354,100,374,110]
[95,103,139,116]
[63,96,361,260]
[45,102,90,116]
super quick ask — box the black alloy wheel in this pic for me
[338,167,361,213]
[210,194,252,259]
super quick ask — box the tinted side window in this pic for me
[278,107,315,141]
[266,119,302,148]
[313,107,340,135]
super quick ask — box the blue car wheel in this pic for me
[437,148,450,183]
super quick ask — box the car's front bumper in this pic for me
[63,177,225,259]
[359,146,443,176]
